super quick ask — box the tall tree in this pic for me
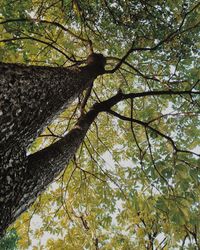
[0,0,200,248]
[0,53,106,234]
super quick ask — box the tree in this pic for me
[0,0,200,249]
[0,53,105,235]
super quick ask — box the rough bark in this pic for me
[0,53,105,235]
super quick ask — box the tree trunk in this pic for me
[0,54,105,235]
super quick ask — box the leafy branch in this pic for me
[105,2,200,73]
[0,18,90,43]
[0,36,75,62]
[90,88,200,157]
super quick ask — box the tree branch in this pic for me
[105,3,200,74]
[0,18,90,43]
[107,109,200,157]
[0,36,75,62]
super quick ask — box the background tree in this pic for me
[0,0,200,249]
[0,229,19,250]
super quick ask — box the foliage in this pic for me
[0,0,200,249]
[0,229,19,250]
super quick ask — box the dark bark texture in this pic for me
[0,53,105,235]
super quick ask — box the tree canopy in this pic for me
[0,0,200,249]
